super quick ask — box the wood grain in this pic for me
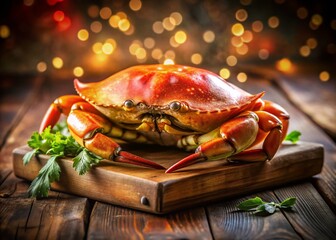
[87,203,212,239]
[0,172,90,240]
[274,182,336,239]
[12,141,323,214]
[206,191,301,240]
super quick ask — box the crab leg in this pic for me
[39,95,85,132]
[166,109,286,173]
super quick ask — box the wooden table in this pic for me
[1,65,335,239]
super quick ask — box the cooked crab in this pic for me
[39,64,289,173]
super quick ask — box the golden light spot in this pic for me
[152,21,164,34]
[164,50,175,59]
[77,29,89,41]
[88,5,99,18]
[90,21,102,33]
[116,11,127,19]
[226,55,238,66]
[52,57,63,69]
[237,72,247,82]
[109,15,120,28]
[297,7,308,19]
[299,45,311,57]
[151,48,163,60]
[231,36,243,47]
[174,30,187,44]
[106,39,117,49]
[118,19,130,31]
[73,66,84,77]
[252,20,263,32]
[144,37,155,49]
[311,14,323,26]
[163,17,175,31]
[163,58,175,65]
[319,71,330,82]
[129,41,142,55]
[268,16,280,28]
[231,23,244,36]
[235,9,248,22]
[0,25,10,38]
[129,0,142,11]
[241,30,253,43]
[191,53,202,65]
[36,61,47,72]
[135,47,146,60]
[258,49,269,60]
[203,30,215,43]
[236,44,249,55]
[219,68,230,79]
[307,38,317,49]
[169,36,180,48]
[170,12,183,25]
[102,42,114,55]
[99,7,112,20]
[276,58,293,73]
[92,42,103,54]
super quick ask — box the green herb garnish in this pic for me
[285,130,301,143]
[237,196,297,215]
[23,122,102,198]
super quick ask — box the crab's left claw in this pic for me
[68,109,165,170]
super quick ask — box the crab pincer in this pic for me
[39,95,165,170]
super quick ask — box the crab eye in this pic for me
[124,99,135,109]
[169,101,181,111]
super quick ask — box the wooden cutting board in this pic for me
[13,142,323,214]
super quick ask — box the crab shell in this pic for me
[74,64,263,135]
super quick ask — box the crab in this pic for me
[39,64,289,173]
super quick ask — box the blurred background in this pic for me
[0,0,335,82]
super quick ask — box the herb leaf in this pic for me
[237,196,265,211]
[28,155,61,197]
[285,130,301,143]
[280,197,297,208]
[237,196,297,215]
[73,148,102,175]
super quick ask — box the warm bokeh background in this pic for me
[0,0,335,82]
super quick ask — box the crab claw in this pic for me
[116,151,165,170]
[165,152,206,173]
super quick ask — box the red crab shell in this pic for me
[74,64,263,134]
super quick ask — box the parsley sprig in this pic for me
[285,130,301,143]
[237,196,297,215]
[23,122,102,198]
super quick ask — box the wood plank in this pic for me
[273,182,336,239]
[206,191,301,239]
[87,203,212,239]
[12,141,323,214]
[0,172,90,239]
